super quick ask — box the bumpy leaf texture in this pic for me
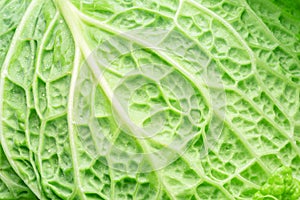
[0,0,300,199]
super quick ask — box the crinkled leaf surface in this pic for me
[254,167,300,200]
[0,0,39,199]
[0,0,300,199]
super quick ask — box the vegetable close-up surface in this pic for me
[0,0,300,199]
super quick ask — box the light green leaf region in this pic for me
[0,0,299,199]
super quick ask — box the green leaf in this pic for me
[0,0,38,199]
[0,0,299,199]
[254,167,300,200]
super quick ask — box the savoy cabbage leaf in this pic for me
[0,0,300,199]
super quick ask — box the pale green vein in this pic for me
[76,66,111,200]
[67,47,86,200]
[154,185,163,200]
[33,11,59,200]
[55,1,170,200]
[256,59,299,88]
[47,1,300,200]
[143,140,236,199]
[247,0,300,36]
[58,2,263,198]
[73,5,214,115]
[106,7,174,24]
[0,0,44,198]
[0,171,32,199]
[241,0,300,115]
[242,0,300,64]
[174,18,300,158]
[130,130,236,198]
[186,0,256,67]
[33,10,59,118]
[185,0,294,124]
[236,174,261,189]
[55,2,204,199]
[184,0,299,157]
[228,87,300,155]
[25,88,43,199]
[60,0,214,141]
[0,175,15,199]
[218,115,271,175]
[171,15,274,175]
[179,154,235,199]
[223,158,257,185]
[174,0,184,21]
